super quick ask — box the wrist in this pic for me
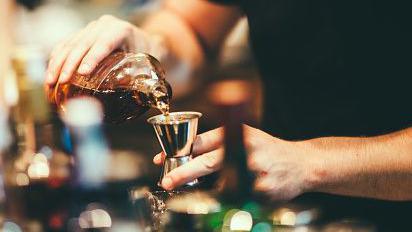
[296,140,329,193]
[128,27,170,62]
[146,32,170,62]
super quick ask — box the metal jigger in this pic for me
[147,112,202,188]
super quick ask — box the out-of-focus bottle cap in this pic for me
[208,80,251,106]
[61,97,103,127]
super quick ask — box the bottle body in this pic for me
[2,46,72,231]
[206,80,269,232]
[53,52,172,123]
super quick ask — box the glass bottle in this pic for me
[205,80,270,232]
[62,97,110,232]
[4,45,72,231]
[53,52,172,123]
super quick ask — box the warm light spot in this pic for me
[187,202,210,214]
[79,209,112,229]
[223,209,240,227]
[208,80,251,105]
[280,211,296,226]
[16,173,29,186]
[294,226,310,232]
[28,162,50,179]
[33,153,48,163]
[230,210,253,231]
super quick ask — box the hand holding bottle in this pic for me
[46,15,166,85]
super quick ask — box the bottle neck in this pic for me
[219,103,254,204]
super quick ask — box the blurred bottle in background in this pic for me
[62,97,111,232]
[204,80,270,232]
[2,46,72,231]
[62,97,142,232]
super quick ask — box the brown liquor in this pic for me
[52,52,172,123]
[55,83,150,124]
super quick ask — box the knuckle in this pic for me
[92,43,111,56]
[100,14,115,21]
[248,157,258,170]
[201,154,219,170]
[122,24,133,36]
[102,43,113,54]
[71,45,88,58]
[170,172,183,184]
[65,40,76,49]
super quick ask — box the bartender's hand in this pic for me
[46,15,154,85]
[153,125,314,201]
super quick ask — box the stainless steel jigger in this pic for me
[147,112,202,188]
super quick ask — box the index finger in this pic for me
[161,148,224,190]
[192,127,223,155]
[152,127,223,166]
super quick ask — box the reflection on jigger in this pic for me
[147,111,202,188]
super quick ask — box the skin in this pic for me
[47,0,412,201]
[154,126,412,201]
[0,0,14,107]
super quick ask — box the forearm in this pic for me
[304,128,412,201]
[142,10,204,70]
[142,10,205,98]
[141,0,241,97]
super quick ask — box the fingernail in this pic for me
[46,72,54,84]
[153,155,160,163]
[78,63,91,74]
[162,177,173,190]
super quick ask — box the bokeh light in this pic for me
[230,210,253,231]
[15,172,29,186]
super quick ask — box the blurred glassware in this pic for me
[61,97,109,188]
[63,97,146,232]
[204,80,271,232]
[129,187,187,232]
[62,97,112,231]
[162,191,220,232]
[271,205,322,232]
[3,45,72,231]
[53,52,172,124]
[129,186,153,231]
[271,205,321,226]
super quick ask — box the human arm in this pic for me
[45,0,241,97]
[154,125,412,201]
[303,127,412,201]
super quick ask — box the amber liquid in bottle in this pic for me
[55,83,153,123]
[53,52,172,123]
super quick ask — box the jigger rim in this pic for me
[147,111,202,125]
